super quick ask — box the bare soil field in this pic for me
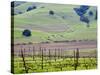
[12,40,97,57]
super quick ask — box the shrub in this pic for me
[32,6,37,9]
[22,29,31,37]
[80,16,90,27]
[18,11,22,14]
[27,6,37,12]
[49,10,54,15]
[27,7,33,11]
[89,11,93,16]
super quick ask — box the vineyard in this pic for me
[11,1,97,74]
[11,41,97,74]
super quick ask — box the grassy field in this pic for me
[14,23,97,43]
[12,2,97,43]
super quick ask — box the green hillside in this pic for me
[12,2,97,43]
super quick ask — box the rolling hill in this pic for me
[11,1,97,43]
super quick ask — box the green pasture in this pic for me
[12,2,97,43]
[13,22,97,43]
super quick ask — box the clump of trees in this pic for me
[80,16,90,27]
[27,6,37,12]
[27,7,33,11]
[74,5,97,28]
[74,5,90,27]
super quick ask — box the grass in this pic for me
[12,2,97,43]
[13,57,97,74]
[13,21,97,43]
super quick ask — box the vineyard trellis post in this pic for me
[55,49,56,61]
[41,48,44,69]
[58,49,60,59]
[21,47,28,73]
[28,47,30,57]
[74,48,79,70]
[74,49,75,65]
[49,49,51,65]
[32,47,35,61]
